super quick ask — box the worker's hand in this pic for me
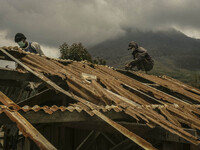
[13,46,19,50]
[7,46,13,50]
[125,63,131,70]
[18,48,23,53]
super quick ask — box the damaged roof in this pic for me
[0,47,200,149]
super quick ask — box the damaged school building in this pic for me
[0,47,200,150]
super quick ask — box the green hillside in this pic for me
[109,56,200,88]
[149,59,200,88]
[88,28,200,88]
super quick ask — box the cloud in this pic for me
[0,0,200,49]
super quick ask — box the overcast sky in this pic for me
[0,0,200,58]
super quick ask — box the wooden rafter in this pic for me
[0,92,57,150]
[0,47,158,150]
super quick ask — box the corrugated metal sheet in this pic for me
[1,47,200,149]
[0,92,57,150]
[132,71,200,102]
[0,91,157,150]
[0,104,123,115]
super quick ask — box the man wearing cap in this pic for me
[125,41,154,72]
[14,33,44,55]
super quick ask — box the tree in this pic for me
[59,42,92,62]
[59,42,106,65]
[59,42,70,59]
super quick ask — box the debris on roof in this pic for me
[1,46,200,149]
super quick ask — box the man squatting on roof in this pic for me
[125,41,154,73]
[14,33,44,55]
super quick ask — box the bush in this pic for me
[59,42,92,62]
[59,42,106,65]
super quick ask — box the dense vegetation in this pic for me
[59,42,106,65]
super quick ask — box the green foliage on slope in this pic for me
[149,59,200,88]
[60,42,92,62]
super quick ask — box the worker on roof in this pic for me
[14,33,44,55]
[125,41,154,72]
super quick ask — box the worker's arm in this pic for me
[129,47,147,65]
[31,42,44,55]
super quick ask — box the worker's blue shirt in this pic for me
[23,42,37,54]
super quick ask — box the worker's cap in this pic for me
[15,33,26,43]
[128,41,138,50]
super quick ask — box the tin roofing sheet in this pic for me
[1,47,200,149]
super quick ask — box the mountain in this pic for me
[88,28,200,71]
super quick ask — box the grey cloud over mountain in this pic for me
[0,0,200,48]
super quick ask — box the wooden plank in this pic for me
[0,48,159,150]
[116,69,199,106]
[105,88,140,106]
[0,48,73,98]
[130,71,200,103]
[0,91,20,109]
[0,93,57,150]
[162,76,200,95]
[122,83,165,104]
